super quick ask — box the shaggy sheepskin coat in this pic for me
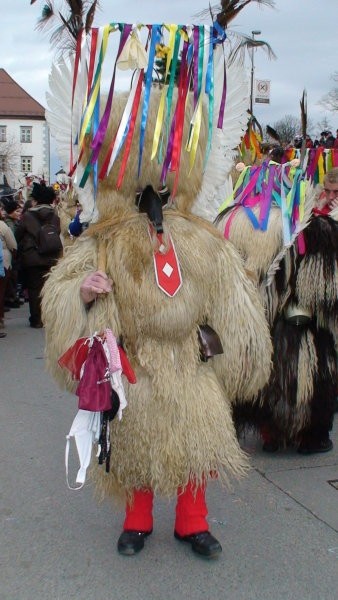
[217,205,338,445]
[42,90,272,500]
[42,206,272,498]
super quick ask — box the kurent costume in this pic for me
[216,161,337,454]
[42,21,272,557]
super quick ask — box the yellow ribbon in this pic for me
[78,24,112,148]
[151,24,177,160]
[218,166,250,212]
[186,94,203,173]
[317,153,325,183]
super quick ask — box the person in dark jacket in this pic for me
[15,183,62,328]
[1,197,22,308]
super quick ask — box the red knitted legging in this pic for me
[123,481,208,536]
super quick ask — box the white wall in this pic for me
[0,117,50,193]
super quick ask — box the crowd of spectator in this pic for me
[0,182,62,337]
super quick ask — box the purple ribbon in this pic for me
[217,58,227,129]
[90,24,132,164]
[259,164,276,231]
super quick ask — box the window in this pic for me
[20,126,32,143]
[0,155,6,171]
[0,126,6,142]
[21,156,32,172]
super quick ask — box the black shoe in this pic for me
[262,440,279,453]
[30,322,44,329]
[174,531,222,558]
[5,300,21,308]
[297,438,333,455]
[117,530,152,556]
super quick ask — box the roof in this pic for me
[0,69,45,119]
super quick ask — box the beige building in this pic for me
[0,69,50,196]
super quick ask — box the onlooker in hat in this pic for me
[15,182,62,328]
[1,197,22,233]
[305,135,313,149]
[293,135,303,149]
[325,131,335,149]
[268,145,284,164]
[1,197,22,308]
[319,131,328,146]
[0,207,17,337]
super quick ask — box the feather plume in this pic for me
[36,1,54,31]
[196,1,276,27]
[33,1,99,55]
[192,47,249,222]
[228,34,276,65]
[85,0,98,32]
[299,89,307,166]
[266,125,281,143]
[45,57,97,223]
[300,90,307,139]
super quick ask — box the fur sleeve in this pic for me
[210,240,272,403]
[41,235,121,391]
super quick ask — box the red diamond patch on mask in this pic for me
[149,227,182,297]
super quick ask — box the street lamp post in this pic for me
[250,30,261,115]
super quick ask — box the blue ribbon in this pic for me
[205,25,215,164]
[92,93,100,200]
[138,24,162,176]
[212,21,227,45]
[243,206,261,230]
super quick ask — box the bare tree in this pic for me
[318,72,338,113]
[0,136,21,187]
[268,115,300,145]
[316,117,333,136]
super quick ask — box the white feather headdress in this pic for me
[45,23,249,224]
[46,56,97,224]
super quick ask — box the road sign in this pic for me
[255,79,270,104]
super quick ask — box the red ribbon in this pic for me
[98,132,117,180]
[87,28,98,95]
[117,71,144,189]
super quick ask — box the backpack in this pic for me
[36,222,62,255]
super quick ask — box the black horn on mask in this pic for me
[136,185,166,233]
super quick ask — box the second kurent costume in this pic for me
[216,163,337,451]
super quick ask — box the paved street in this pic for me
[1,303,338,600]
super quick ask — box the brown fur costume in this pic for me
[42,90,272,500]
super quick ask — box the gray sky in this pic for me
[1,0,337,174]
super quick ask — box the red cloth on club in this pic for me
[58,337,89,380]
[58,336,136,384]
[76,338,112,412]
